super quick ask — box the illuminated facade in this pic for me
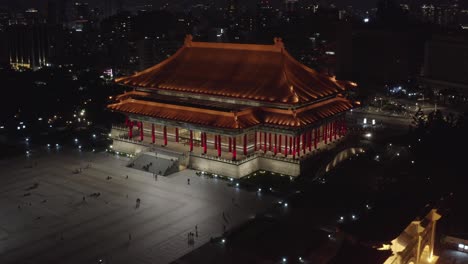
[108,35,357,178]
[7,24,49,70]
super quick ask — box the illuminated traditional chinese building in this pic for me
[108,35,357,178]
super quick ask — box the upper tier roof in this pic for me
[115,35,355,105]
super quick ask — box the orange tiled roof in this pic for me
[107,97,353,130]
[115,36,352,105]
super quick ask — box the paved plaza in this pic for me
[0,148,274,264]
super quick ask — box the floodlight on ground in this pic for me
[352,214,356,219]
[258,188,262,192]
[236,183,239,187]
[282,257,287,262]
[221,239,226,243]
[284,203,288,207]
[340,216,344,221]
[365,133,372,138]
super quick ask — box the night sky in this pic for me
[0,0,381,11]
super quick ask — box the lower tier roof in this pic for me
[107,95,354,131]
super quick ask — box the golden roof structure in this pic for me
[115,35,354,106]
[110,36,357,131]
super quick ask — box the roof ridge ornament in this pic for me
[274,37,284,50]
[184,34,193,47]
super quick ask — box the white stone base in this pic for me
[188,155,300,179]
[112,139,303,178]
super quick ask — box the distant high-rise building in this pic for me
[421,3,460,26]
[0,8,10,32]
[7,24,50,70]
[420,36,468,101]
[284,0,299,13]
[137,37,155,71]
[227,0,238,21]
[257,0,274,30]
[24,8,42,24]
[74,2,90,21]
[47,0,67,25]
[104,0,124,18]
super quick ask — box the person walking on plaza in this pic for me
[187,178,190,185]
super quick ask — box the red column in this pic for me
[289,136,293,155]
[189,130,193,152]
[215,134,218,150]
[152,124,155,143]
[140,122,144,141]
[175,128,179,142]
[233,137,237,160]
[259,132,262,150]
[308,130,312,151]
[263,132,267,153]
[333,120,338,140]
[296,135,300,157]
[279,135,282,153]
[203,133,207,154]
[343,117,347,134]
[340,118,344,136]
[324,124,328,144]
[217,135,221,157]
[254,131,257,151]
[284,135,288,156]
[243,134,247,155]
[274,133,277,155]
[330,122,333,141]
[129,123,133,139]
[302,132,307,154]
[229,137,232,152]
[201,132,204,148]
[268,133,272,151]
[292,136,296,159]
[314,129,318,149]
[163,126,168,146]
